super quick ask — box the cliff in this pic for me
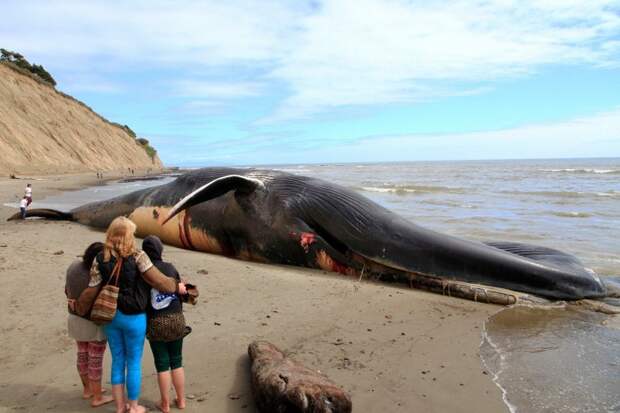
[0,63,163,175]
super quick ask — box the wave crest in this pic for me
[551,211,592,218]
[356,184,464,195]
[503,190,619,198]
[540,168,620,175]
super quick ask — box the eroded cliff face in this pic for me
[0,63,163,175]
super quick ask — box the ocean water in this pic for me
[11,158,620,412]
[481,306,620,413]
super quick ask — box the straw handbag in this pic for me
[90,258,122,324]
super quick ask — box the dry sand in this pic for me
[0,174,508,412]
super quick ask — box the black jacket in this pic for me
[96,253,150,314]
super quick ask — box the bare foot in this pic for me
[91,394,114,407]
[114,402,129,413]
[175,398,186,409]
[83,388,107,399]
[128,405,147,413]
[155,401,170,413]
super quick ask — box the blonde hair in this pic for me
[104,216,137,259]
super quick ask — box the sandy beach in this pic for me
[0,174,507,413]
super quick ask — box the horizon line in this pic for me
[166,155,620,169]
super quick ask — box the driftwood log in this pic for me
[248,341,352,413]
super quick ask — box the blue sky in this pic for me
[2,0,620,166]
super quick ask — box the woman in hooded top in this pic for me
[143,235,188,413]
[75,217,186,413]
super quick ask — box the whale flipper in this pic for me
[163,174,265,224]
[484,241,580,262]
[484,241,590,274]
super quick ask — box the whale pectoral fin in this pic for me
[163,175,265,225]
[484,241,587,273]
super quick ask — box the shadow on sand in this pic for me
[225,353,257,413]
[0,381,114,413]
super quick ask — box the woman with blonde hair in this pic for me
[76,217,186,413]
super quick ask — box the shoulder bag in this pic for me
[90,258,122,325]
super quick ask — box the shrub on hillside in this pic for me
[143,144,157,159]
[135,136,157,160]
[0,48,57,86]
[123,124,137,138]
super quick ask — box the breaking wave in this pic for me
[539,168,620,174]
[502,190,620,198]
[356,184,465,195]
[550,211,592,218]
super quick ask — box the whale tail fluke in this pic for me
[7,208,72,221]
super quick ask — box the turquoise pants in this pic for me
[104,311,146,401]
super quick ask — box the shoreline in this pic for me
[0,173,508,412]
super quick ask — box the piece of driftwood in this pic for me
[248,341,352,413]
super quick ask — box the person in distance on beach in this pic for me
[24,183,32,206]
[66,242,114,407]
[74,217,187,413]
[143,235,189,413]
[19,196,28,219]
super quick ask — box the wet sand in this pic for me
[0,173,507,412]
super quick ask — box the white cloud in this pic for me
[2,0,619,120]
[301,108,620,162]
[0,0,301,66]
[152,108,620,165]
[173,80,263,98]
[268,0,620,120]
[57,73,123,94]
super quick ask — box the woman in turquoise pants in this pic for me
[77,217,186,413]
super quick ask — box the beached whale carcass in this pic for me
[10,168,618,305]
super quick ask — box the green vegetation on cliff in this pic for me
[1,48,159,161]
[136,137,157,159]
[0,48,56,86]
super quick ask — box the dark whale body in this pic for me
[13,168,614,302]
